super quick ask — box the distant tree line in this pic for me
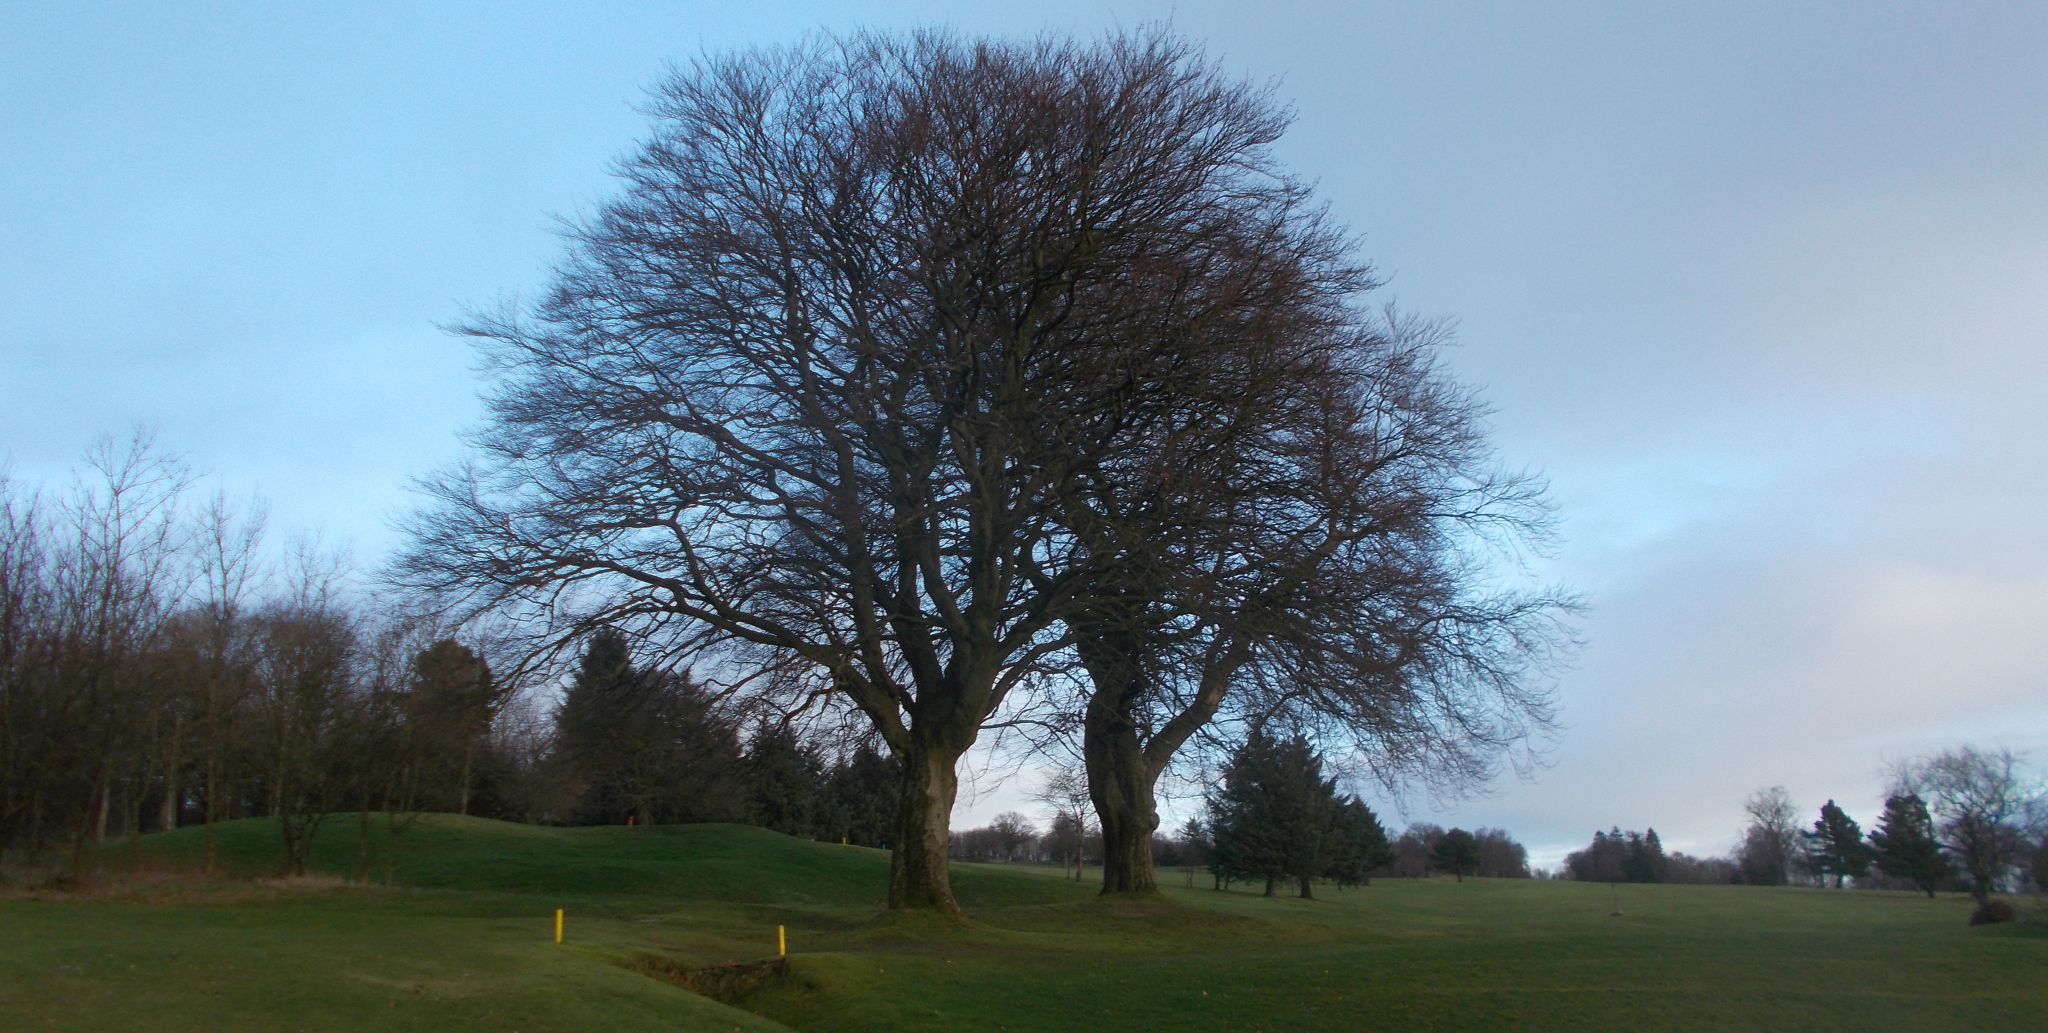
[0,436,909,882]
[1384,823,1531,881]
[1560,746,2044,925]
[0,435,515,878]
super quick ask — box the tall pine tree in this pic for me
[817,742,902,848]
[1802,799,1873,888]
[403,639,501,816]
[741,722,823,836]
[554,629,743,825]
[1324,797,1393,887]
[1868,793,1947,898]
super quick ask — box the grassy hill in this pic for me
[4,816,2044,1032]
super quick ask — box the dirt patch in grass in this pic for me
[625,952,795,1006]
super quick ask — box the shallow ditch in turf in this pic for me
[623,951,798,1009]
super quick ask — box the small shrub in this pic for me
[1967,900,2017,926]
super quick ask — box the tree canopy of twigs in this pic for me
[396,27,1571,912]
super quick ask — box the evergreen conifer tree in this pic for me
[402,639,500,816]
[819,742,902,848]
[1642,828,1670,883]
[1802,799,1873,888]
[554,629,743,825]
[1208,730,1340,897]
[1869,793,1948,898]
[1324,797,1393,887]
[1432,827,1481,881]
[742,722,823,836]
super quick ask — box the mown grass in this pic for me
[2,816,2042,1032]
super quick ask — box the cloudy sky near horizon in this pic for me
[5,1,2043,866]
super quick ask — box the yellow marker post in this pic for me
[777,925,786,958]
[554,908,564,945]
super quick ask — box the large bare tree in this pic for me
[398,29,1412,913]
[1063,312,1571,894]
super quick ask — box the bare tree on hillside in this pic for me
[251,543,358,877]
[396,29,1470,914]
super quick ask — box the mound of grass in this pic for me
[125,814,1088,911]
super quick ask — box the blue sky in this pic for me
[5,1,2044,865]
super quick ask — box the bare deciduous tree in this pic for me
[1738,785,1800,886]
[46,433,192,877]
[397,29,1440,914]
[0,475,52,864]
[1033,766,1096,881]
[1894,746,2042,914]
[1065,310,1572,894]
[989,811,1036,862]
[252,542,357,877]
[185,492,267,871]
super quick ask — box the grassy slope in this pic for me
[3,816,2044,1032]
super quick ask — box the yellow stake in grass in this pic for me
[777,924,786,958]
[554,908,564,945]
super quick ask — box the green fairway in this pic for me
[3,817,2042,1032]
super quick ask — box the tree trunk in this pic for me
[1077,621,1163,896]
[354,810,374,881]
[202,760,219,873]
[281,825,307,877]
[159,716,182,833]
[887,739,964,915]
[1084,697,1163,895]
[459,744,473,817]
[93,775,111,844]
[127,784,145,857]
[1298,875,1314,899]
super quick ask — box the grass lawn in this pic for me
[3,816,2042,1031]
